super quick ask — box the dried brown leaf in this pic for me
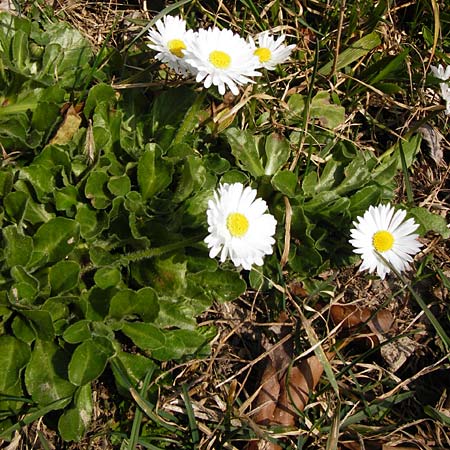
[50,105,82,145]
[330,304,394,343]
[272,354,324,426]
[418,124,444,165]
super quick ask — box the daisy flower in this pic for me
[183,27,261,95]
[430,64,450,81]
[349,203,422,280]
[205,183,277,270]
[147,15,195,76]
[249,31,296,70]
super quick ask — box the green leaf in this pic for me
[63,320,92,344]
[94,266,121,289]
[121,323,208,361]
[21,310,55,341]
[4,191,27,223]
[224,128,265,178]
[409,207,450,239]
[271,170,298,196]
[68,338,111,386]
[121,322,166,357]
[287,91,345,130]
[31,217,80,266]
[189,269,246,303]
[112,352,157,390]
[109,287,159,322]
[49,260,80,295]
[11,315,36,344]
[138,144,173,200]
[0,170,13,197]
[0,335,30,392]
[147,254,187,296]
[25,339,76,406]
[107,175,131,197]
[263,133,291,175]
[173,155,206,203]
[319,31,381,75]
[12,29,29,71]
[156,295,211,329]
[75,204,107,240]
[3,225,33,267]
[54,186,78,211]
[19,164,55,202]
[335,153,371,195]
[349,185,382,215]
[84,83,116,118]
[58,384,93,442]
[85,170,110,209]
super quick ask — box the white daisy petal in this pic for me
[204,183,277,270]
[249,31,296,70]
[147,15,196,76]
[349,203,422,279]
[184,27,261,95]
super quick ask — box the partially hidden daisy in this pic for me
[249,31,296,70]
[430,64,450,81]
[205,183,277,270]
[147,15,195,76]
[184,27,261,95]
[430,64,450,115]
[349,203,422,280]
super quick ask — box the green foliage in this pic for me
[0,2,446,446]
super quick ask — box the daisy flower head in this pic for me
[249,31,296,70]
[205,183,277,270]
[147,15,196,76]
[183,27,261,95]
[349,203,422,280]
[430,64,450,81]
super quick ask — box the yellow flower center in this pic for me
[209,50,231,69]
[372,230,394,253]
[254,47,272,63]
[168,39,186,58]
[226,212,249,238]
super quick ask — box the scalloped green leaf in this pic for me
[68,338,112,386]
[224,128,264,178]
[264,133,290,175]
[109,287,159,322]
[189,269,246,303]
[49,260,80,295]
[58,384,93,442]
[138,144,173,200]
[25,339,76,406]
[31,217,80,266]
[63,320,92,344]
[3,225,33,267]
[0,335,30,412]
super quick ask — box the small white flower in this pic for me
[439,82,450,115]
[184,27,261,95]
[430,64,450,81]
[349,203,422,280]
[205,183,277,270]
[147,15,196,76]
[249,31,296,70]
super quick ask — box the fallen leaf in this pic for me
[418,124,444,165]
[50,105,82,145]
[330,304,394,344]
[248,313,329,450]
[272,354,324,426]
